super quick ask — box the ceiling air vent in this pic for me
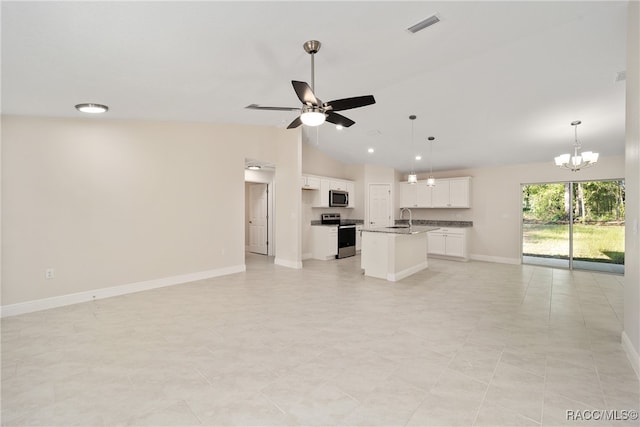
[407,14,441,34]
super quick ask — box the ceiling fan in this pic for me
[246,40,376,129]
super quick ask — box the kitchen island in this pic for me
[360,226,439,281]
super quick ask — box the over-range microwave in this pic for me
[329,190,349,207]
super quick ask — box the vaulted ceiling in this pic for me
[1,1,628,172]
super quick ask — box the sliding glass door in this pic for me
[522,180,624,273]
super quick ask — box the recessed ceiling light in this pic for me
[336,125,344,130]
[247,165,261,170]
[415,155,422,160]
[75,103,108,114]
[368,148,375,153]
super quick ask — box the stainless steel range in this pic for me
[321,213,356,259]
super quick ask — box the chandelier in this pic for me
[554,120,599,171]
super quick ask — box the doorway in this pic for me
[248,183,268,255]
[522,180,625,273]
[245,159,275,258]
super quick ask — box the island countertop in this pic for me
[361,225,439,235]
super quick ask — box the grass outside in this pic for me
[522,223,625,264]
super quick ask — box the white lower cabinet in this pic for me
[311,226,338,260]
[427,227,468,260]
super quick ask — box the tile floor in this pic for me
[2,254,638,426]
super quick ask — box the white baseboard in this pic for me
[622,331,640,380]
[0,264,246,318]
[274,258,303,269]
[469,254,521,265]
[388,261,429,282]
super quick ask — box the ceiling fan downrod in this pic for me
[303,40,321,93]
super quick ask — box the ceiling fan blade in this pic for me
[292,81,320,106]
[286,116,303,129]
[326,111,355,128]
[245,104,300,112]
[325,95,376,112]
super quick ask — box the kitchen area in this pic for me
[302,169,473,282]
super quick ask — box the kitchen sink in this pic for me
[386,225,410,229]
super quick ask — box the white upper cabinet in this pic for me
[346,181,355,208]
[401,177,470,208]
[306,175,355,208]
[399,181,432,208]
[329,180,348,191]
[448,177,470,207]
[301,175,321,190]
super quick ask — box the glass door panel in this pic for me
[522,183,570,269]
[571,180,625,273]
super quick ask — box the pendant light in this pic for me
[407,115,418,184]
[554,120,599,171]
[426,136,436,187]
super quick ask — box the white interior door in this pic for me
[248,183,268,254]
[368,184,392,227]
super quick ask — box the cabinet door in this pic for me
[444,233,464,257]
[416,181,433,207]
[330,180,347,191]
[303,175,321,190]
[356,225,363,251]
[318,179,331,207]
[449,178,470,207]
[400,182,418,207]
[327,227,338,256]
[432,179,451,207]
[428,232,446,255]
[346,181,355,208]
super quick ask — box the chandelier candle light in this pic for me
[554,120,599,171]
[408,115,418,184]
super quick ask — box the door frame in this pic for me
[245,171,275,256]
[248,183,269,255]
[521,179,625,272]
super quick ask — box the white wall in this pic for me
[1,116,300,311]
[402,155,625,264]
[273,130,302,269]
[624,0,640,377]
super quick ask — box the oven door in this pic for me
[337,225,356,258]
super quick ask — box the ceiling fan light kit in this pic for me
[554,120,599,171]
[246,40,375,129]
[300,107,326,127]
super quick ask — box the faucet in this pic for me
[400,208,412,227]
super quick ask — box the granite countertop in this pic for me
[361,225,440,235]
[395,220,473,228]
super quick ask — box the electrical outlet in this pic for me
[45,268,54,279]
